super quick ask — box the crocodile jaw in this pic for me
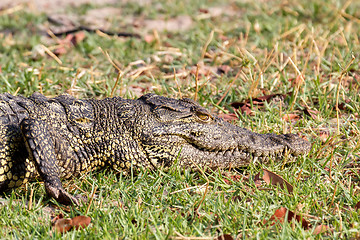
[142,132,310,169]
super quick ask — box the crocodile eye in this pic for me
[196,112,212,122]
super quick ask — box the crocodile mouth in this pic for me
[148,131,309,168]
[178,141,296,168]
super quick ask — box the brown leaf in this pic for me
[51,213,64,225]
[71,216,91,230]
[53,32,86,55]
[216,234,234,240]
[52,215,91,233]
[288,209,310,229]
[240,104,253,115]
[54,218,73,234]
[313,224,329,235]
[264,207,310,229]
[144,34,155,43]
[263,206,287,225]
[262,169,293,193]
[282,113,300,121]
[73,32,86,45]
[218,113,238,122]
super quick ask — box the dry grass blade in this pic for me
[335,54,355,134]
[216,70,241,106]
[40,45,62,65]
[288,57,304,111]
[99,47,123,97]
[194,64,200,101]
[201,30,214,59]
[187,159,209,212]
[0,4,23,15]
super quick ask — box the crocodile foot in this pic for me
[45,183,85,205]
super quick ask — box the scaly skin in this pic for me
[0,93,311,204]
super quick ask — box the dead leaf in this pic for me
[240,104,253,115]
[51,213,64,224]
[73,32,86,45]
[218,113,238,122]
[313,224,329,235]
[53,32,86,55]
[54,218,73,234]
[261,169,294,193]
[263,206,287,225]
[52,214,91,234]
[282,113,300,121]
[216,234,234,240]
[263,207,310,229]
[144,34,155,43]
[71,216,91,230]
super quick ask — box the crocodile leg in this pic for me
[20,118,80,205]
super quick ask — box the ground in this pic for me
[0,0,360,239]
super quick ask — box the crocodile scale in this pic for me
[0,93,311,204]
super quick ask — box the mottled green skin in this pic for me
[0,93,311,205]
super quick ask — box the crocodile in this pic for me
[0,92,311,205]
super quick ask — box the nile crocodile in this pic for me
[0,93,311,205]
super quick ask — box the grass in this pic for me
[0,0,360,238]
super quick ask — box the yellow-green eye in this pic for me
[196,112,211,122]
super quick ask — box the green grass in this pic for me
[0,0,360,238]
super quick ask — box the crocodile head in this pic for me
[130,93,311,169]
